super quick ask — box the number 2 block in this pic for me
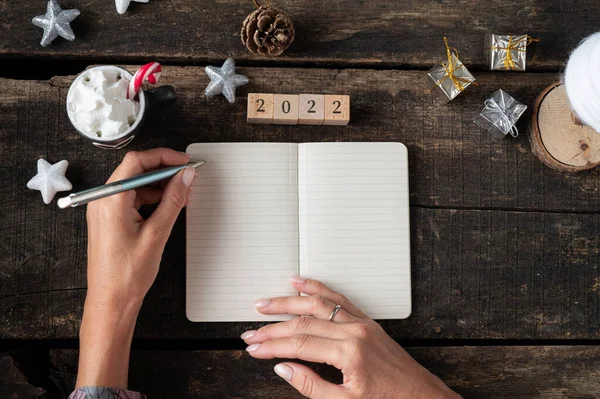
[324,95,350,125]
[273,94,299,125]
[247,93,274,124]
[298,94,324,125]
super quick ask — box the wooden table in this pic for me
[2,1,600,397]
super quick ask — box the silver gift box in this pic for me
[474,89,527,137]
[426,53,476,102]
[485,34,529,71]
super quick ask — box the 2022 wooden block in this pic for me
[298,94,325,125]
[247,93,350,125]
[247,93,274,124]
[324,94,350,125]
[273,94,299,125]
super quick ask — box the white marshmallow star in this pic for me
[116,0,149,14]
[27,159,72,204]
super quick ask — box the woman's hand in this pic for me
[242,277,460,399]
[77,148,195,389]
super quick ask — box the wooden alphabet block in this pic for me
[247,93,274,124]
[298,94,324,125]
[324,95,350,125]
[273,94,299,125]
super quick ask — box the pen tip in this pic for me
[190,161,205,168]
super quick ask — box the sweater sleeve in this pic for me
[68,387,147,399]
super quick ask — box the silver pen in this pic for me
[57,161,205,209]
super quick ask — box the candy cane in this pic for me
[127,62,162,100]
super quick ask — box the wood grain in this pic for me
[529,82,600,172]
[3,67,600,212]
[41,347,600,398]
[2,207,599,340]
[0,355,44,398]
[2,1,598,69]
[4,347,600,398]
[1,67,600,340]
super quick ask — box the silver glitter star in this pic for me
[27,159,72,204]
[32,0,80,47]
[204,58,249,103]
[116,0,149,14]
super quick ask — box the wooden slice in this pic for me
[529,81,600,172]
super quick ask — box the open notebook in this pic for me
[186,142,411,322]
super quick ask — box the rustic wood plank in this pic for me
[43,347,600,398]
[1,1,598,69]
[2,67,600,340]
[2,208,599,340]
[3,67,600,213]
[0,355,44,398]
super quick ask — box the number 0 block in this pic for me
[273,94,299,125]
[247,93,274,124]
[324,95,350,125]
[298,94,324,125]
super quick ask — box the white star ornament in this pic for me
[27,159,73,204]
[116,0,149,14]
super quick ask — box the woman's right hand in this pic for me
[78,148,194,389]
[242,277,461,399]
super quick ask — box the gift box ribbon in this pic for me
[484,97,520,137]
[489,35,540,70]
[434,37,477,93]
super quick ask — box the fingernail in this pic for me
[289,275,307,283]
[182,167,195,186]
[274,363,293,381]
[246,344,260,352]
[179,151,191,158]
[241,330,256,340]
[254,298,271,308]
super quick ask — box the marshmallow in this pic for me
[67,68,140,138]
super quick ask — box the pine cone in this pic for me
[241,6,295,56]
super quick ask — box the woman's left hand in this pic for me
[242,277,460,399]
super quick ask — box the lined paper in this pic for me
[298,143,412,319]
[186,143,299,322]
[186,142,412,322]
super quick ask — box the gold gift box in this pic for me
[485,34,537,71]
[426,38,476,103]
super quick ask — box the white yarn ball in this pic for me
[564,32,600,134]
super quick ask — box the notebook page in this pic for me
[186,143,299,322]
[298,142,411,319]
